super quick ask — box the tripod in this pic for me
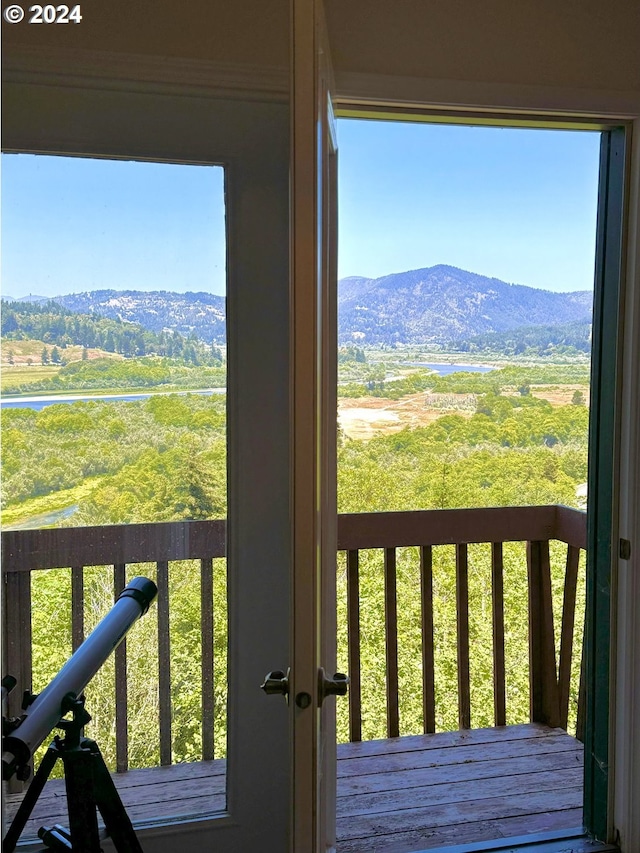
[3,695,143,853]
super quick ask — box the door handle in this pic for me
[261,667,348,707]
[318,667,349,705]
[261,669,289,699]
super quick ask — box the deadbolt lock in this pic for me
[318,667,349,705]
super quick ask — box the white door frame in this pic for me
[289,1,339,850]
[2,74,294,853]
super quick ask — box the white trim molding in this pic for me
[2,44,288,100]
[333,71,640,121]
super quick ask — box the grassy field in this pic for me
[1,339,123,392]
[0,339,122,382]
[1,365,62,391]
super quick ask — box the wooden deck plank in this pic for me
[4,726,582,851]
[2,762,227,842]
[338,749,583,798]
[336,722,568,759]
[337,768,582,818]
[337,810,584,853]
[337,734,579,779]
[337,787,582,841]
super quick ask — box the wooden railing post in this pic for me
[526,540,560,728]
[157,560,172,766]
[201,558,215,761]
[576,633,587,743]
[491,542,506,727]
[71,566,85,652]
[2,570,33,793]
[346,550,362,742]
[384,548,400,738]
[114,563,129,773]
[420,545,436,734]
[456,544,471,730]
[558,545,581,730]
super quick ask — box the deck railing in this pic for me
[336,505,586,743]
[1,505,586,778]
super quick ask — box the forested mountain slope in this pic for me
[338,265,592,346]
[55,290,226,344]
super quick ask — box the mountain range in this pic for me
[55,290,226,344]
[4,266,593,348]
[337,265,592,346]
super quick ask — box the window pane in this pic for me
[1,154,229,830]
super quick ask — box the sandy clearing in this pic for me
[337,383,587,441]
[338,393,472,440]
[530,385,588,406]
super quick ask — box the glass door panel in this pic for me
[1,152,231,825]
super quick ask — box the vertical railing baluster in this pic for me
[113,562,128,773]
[558,544,581,731]
[491,542,506,727]
[384,547,399,738]
[3,570,33,792]
[456,544,471,730]
[576,629,587,743]
[527,540,560,727]
[157,560,172,765]
[201,558,215,761]
[71,566,84,652]
[346,550,362,742]
[420,545,436,733]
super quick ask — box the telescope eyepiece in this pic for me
[2,675,17,696]
[117,577,158,615]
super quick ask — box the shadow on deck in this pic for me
[4,723,582,852]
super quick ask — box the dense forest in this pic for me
[1,299,222,364]
[449,320,592,356]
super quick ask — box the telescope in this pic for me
[2,576,157,783]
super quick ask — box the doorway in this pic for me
[332,117,623,852]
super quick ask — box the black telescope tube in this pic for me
[2,577,157,781]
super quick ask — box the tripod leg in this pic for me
[62,747,102,853]
[3,744,59,853]
[86,742,144,853]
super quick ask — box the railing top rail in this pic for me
[1,505,586,574]
[1,519,227,573]
[337,505,587,551]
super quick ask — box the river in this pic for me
[2,365,493,410]
[407,362,494,375]
[0,388,225,411]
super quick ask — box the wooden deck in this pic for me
[4,724,583,851]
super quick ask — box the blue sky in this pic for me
[1,156,226,298]
[338,121,601,292]
[1,122,601,299]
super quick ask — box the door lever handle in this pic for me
[261,668,289,699]
[318,667,349,705]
